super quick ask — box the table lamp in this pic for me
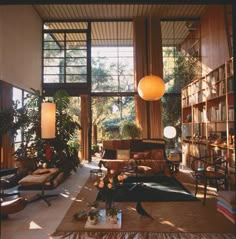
[164,126,177,150]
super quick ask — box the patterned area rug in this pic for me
[51,176,235,239]
[97,176,199,202]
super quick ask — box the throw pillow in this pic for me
[133,152,145,159]
[151,149,164,160]
[102,149,117,159]
[143,151,151,159]
[132,151,151,159]
[116,149,130,160]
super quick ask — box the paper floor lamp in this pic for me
[41,102,56,161]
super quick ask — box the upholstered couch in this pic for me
[99,139,171,176]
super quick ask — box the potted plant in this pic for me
[87,200,99,210]
[0,88,81,176]
[106,206,119,224]
[87,208,100,225]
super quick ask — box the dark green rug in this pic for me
[97,176,199,202]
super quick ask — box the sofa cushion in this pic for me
[133,152,145,159]
[117,149,130,160]
[132,151,151,159]
[102,149,117,159]
[151,149,164,160]
[130,139,144,152]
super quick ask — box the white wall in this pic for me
[0,5,42,92]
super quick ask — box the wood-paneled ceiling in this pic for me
[35,4,208,47]
[34,4,207,19]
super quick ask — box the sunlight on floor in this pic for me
[160,220,175,227]
[60,193,70,198]
[29,221,42,229]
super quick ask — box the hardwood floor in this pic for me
[1,161,235,239]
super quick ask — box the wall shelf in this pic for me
[181,58,234,177]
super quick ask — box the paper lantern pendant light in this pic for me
[138,75,165,101]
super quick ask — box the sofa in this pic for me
[99,139,171,176]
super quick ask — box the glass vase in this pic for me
[105,189,114,211]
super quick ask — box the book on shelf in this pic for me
[218,66,225,81]
[227,59,234,77]
[208,102,226,121]
[227,77,234,92]
[228,107,234,121]
[213,69,219,82]
[218,80,225,96]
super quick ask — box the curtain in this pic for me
[0,80,14,168]
[133,17,148,138]
[133,17,163,139]
[80,95,89,161]
[149,17,163,138]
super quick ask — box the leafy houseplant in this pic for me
[107,206,119,224]
[87,208,100,225]
[120,121,141,139]
[107,206,119,217]
[0,88,81,176]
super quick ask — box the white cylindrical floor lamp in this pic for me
[41,102,56,161]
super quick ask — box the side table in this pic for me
[167,160,181,173]
[167,152,181,173]
[90,169,103,179]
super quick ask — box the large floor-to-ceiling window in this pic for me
[42,19,201,158]
[12,87,32,151]
[42,20,135,157]
[91,21,134,144]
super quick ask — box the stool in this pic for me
[90,169,103,179]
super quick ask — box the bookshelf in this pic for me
[181,58,235,177]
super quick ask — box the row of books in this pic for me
[182,58,233,101]
[205,80,225,97]
[182,87,229,107]
[207,102,226,121]
[193,108,207,123]
[183,76,233,99]
[206,66,225,86]
[188,143,207,158]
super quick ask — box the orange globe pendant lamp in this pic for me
[138,75,165,101]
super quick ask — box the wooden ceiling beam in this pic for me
[0,0,233,5]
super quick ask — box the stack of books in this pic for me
[216,191,236,224]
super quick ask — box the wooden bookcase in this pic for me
[181,58,235,176]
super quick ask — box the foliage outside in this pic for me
[162,50,201,140]
[120,121,141,139]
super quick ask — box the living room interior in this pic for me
[0,1,236,239]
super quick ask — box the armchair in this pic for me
[191,156,228,205]
[0,168,24,199]
[0,168,28,219]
